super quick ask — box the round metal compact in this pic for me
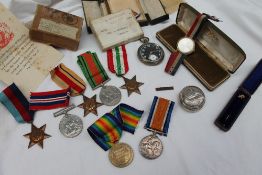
[99,85,121,106]
[108,143,134,168]
[137,37,165,66]
[59,114,83,138]
[177,37,195,55]
[179,86,205,112]
[139,134,163,159]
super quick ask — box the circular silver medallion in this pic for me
[179,86,205,112]
[139,134,163,159]
[59,114,83,138]
[99,85,121,106]
[177,37,195,55]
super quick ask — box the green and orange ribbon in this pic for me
[87,103,144,151]
[77,51,110,89]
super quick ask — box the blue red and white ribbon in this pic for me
[0,83,34,123]
[29,88,70,110]
[145,96,175,136]
[165,14,207,75]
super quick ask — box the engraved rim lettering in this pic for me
[139,134,163,159]
[59,114,83,138]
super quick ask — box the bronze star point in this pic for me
[120,75,144,96]
[24,123,51,149]
[78,95,103,117]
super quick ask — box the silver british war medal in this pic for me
[139,96,175,159]
[54,104,83,138]
[137,37,165,66]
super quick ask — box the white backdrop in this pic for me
[0,0,261,175]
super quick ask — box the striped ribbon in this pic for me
[29,88,70,110]
[145,96,175,136]
[0,83,34,123]
[77,51,110,89]
[50,63,86,96]
[88,103,144,151]
[107,45,129,76]
[165,14,207,75]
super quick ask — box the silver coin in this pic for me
[179,86,205,112]
[99,86,121,106]
[139,134,163,159]
[59,114,83,138]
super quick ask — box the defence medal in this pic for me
[139,96,175,159]
[137,37,165,66]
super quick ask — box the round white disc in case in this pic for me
[177,37,195,55]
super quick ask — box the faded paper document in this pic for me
[0,3,63,97]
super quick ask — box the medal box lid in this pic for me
[81,0,169,34]
[176,3,246,73]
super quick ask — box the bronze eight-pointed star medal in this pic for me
[24,124,51,149]
[78,95,103,117]
[120,75,144,96]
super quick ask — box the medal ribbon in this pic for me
[88,103,144,151]
[29,88,70,110]
[77,51,110,89]
[145,96,175,136]
[165,14,207,75]
[0,83,34,123]
[107,45,129,76]
[50,63,86,96]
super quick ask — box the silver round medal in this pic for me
[59,114,83,138]
[99,85,121,106]
[139,134,163,159]
[179,86,205,112]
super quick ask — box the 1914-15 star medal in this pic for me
[120,75,144,96]
[78,95,103,117]
[24,124,51,149]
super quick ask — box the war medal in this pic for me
[137,37,165,66]
[120,75,144,96]
[139,96,175,159]
[99,85,122,106]
[54,104,83,138]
